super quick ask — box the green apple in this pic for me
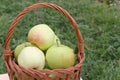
[18,46,45,69]
[28,24,55,51]
[14,42,34,61]
[46,45,75,69]
[53,35,61,45]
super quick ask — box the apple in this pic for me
[28,24,55,50]
[36,63,46,70]
[53,35,61,45]
[18,46,45,69]
[14,42,34,61]
[46,44,75,69]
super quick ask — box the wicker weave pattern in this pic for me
[4,3,84,80]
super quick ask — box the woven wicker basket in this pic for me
[4,3,84,80]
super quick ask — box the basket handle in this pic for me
[4,3,84,55]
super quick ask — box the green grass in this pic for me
[0,0,120,80]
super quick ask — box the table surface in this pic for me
[0,74,9,80]
[0,73,82,80]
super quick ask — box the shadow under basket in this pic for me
[4,3,85,80]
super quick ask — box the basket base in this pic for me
[0,73,83,80]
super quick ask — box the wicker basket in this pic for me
[4,3,84,80]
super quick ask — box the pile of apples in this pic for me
[14,24,76,70]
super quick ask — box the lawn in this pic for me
[0,0,120,80]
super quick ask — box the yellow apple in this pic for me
[28,24,55,51]
[18,46,45,69]
[14,42,34,61]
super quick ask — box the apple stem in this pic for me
[56,39,60,47]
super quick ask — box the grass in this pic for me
[0,0,120,80]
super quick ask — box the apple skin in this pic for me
[46,45,75,69]
[53,35,61,45]
[18,46,45,69]
[14,42,34,61]
[28,24,55,51]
